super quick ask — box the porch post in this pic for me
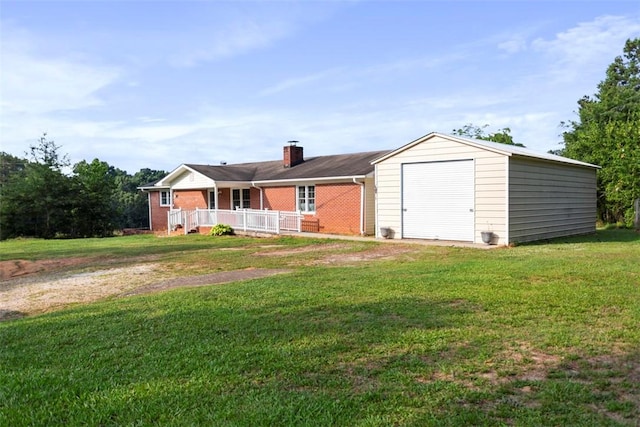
[183,211,188,235]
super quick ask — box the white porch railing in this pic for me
[168,208,302,235]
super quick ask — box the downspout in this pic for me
[353,177,365,235]
[251,182,264,209]
[374,165,379,238]
[147,192,152,231]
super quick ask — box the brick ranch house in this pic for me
[141,133,599,244]
[140,143,388,235]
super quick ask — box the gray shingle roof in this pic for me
[185,150,390,182]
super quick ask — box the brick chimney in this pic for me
[283,141,304,168]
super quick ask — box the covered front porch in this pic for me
[168,208,303,235]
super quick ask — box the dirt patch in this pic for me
[478,341,562,384]
[123,268,290,296]
[0,258,91,280]
[255,242,416,265]
[0,241,415,321]
[0,264,290,321]
[1,264,158,319]
[316,244,415,265]
[255,243,350,257]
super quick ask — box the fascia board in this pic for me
[137,185,169,191]
[371,132,599,169]
[251,175,368,186]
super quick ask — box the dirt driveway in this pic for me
[0,242,414,321]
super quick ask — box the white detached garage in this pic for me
[373,132,599,245]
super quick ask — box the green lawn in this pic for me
[1,230,639,426]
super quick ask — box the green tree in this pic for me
[71,159,118,237]
[452,124,525,147]
[112,168,167,229]
[0,133,169,239]
[0,152,27,188]
[561,38,640,226]
[0,134,73,239]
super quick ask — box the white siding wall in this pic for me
[375,135,508,244]
[172,171,216,190]
[509,157,597,243]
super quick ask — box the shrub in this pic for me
[209,224,234,236]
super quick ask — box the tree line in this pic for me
[0,134,166,240]
[560,38,639,227]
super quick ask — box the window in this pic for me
[232,188,251,209]
[160,191,171,206]
[297,185,315,212]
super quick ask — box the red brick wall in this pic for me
[250,187,262,209]
[150,183,363,235]
[313,183,362,234]
[263,183,362,235]
[173,190,207,210]
[149,191,170,231]
[218,189,231,209]
[263,187,296,211]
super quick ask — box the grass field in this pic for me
[1,230,639,426]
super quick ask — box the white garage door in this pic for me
[402,160,475,241]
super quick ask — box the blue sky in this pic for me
[1,1,639,173]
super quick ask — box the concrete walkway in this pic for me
[280,231,505,250]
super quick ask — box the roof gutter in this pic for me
[137,185,170,191]
[251,175,368,186]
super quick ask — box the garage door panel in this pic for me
[402,161,474,241]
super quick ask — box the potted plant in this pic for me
[481,231,493,245]
[481,223,494,245]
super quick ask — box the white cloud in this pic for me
[259,67,345,96]
[258,52,467,99]
[168,18,294,67]
[362,53,466,77]
[498,37,527,54]
[137,117,167,124]
[0,23,123,166]
[0,28,120,115]
[531,15,640,82]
